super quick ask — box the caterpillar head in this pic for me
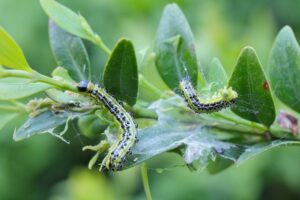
[219,87,238,102]
[77,81,96,92]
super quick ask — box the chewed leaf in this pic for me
[0,77,51,100]
[155,4,203,91]
[0,27,32,71]
[125,96,243,170]
[13,110,83,141]
[123,96,299,173]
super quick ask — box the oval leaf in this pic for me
[204,57,228,92]
[268,26,300,113]
[229,47,275,127]
[40,0,95,41]
[103,39,138,106]
[49,20,91,82]
[155,4,203,91]
[0,27,32,71]
[0,77,51,100]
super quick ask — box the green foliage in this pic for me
[13,110,83,141]
[204,58,228,92]
[0,27,32,71]
[155,4,203,91]
[0,77,51,100]
[1,1,300,193]
[229,47,275,127]
[268,26,300,113]
[103,39,138,106]
[49,20,91,82]
[0,102,26,130]
[40,0,95,42]
[40,0,110,54]
[78,114,107,138]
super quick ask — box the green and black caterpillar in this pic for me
[77,80,137,171]
[179,77,238,113]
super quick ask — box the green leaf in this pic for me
[204,58,228,92]
[268,26,300,113]
[229,47,275,127]
[237,140,300,164]
[0,110,21,130]
[0,102,26,131]
[0,27,32,71]
[155,4,203,91]
[51,66,76,84]
[49,20,91,82]
[13,110,83,141]
[46,88,90,104]
[78,114,108,138]
[0,77,51,100]
[206,155,235,174]
[103,39,138,106]
[40,0,95,41]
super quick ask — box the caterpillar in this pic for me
[179,78,238,113]
[77,80,137,171]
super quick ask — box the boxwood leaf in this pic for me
[229,47,275,127]
[49,20,91,82]
[268,26,300,113]
[204,57,228,92]
[155,4,204,91]
[237,140,300,164]
[0,77,51,100]
[40,0,95,42]
[103,39,138,106]
[0,27,32,71]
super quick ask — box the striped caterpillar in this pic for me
[179,78,238,113]
[77,80,137,171]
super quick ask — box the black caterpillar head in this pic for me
[77,80,89,92]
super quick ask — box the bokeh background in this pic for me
[1,0,300,199]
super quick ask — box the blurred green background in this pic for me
[1,0,300,199]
